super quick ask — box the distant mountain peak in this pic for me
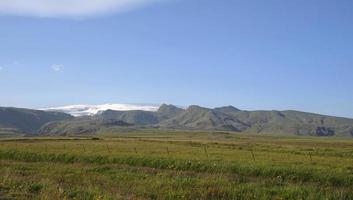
[187,105,210,111]
[158,104,183,112]
[214,105,241,112]
[157,104,184,121]
[3,104,353,137]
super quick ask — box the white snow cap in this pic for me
[42,103,160,117]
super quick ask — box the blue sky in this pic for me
[0,0,353,117]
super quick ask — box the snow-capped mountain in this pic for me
[41,103,160,117]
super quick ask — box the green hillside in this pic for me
[0,107,73,135]
[39,104,183,136]
[159,105,249,131]
[38,104,353,137]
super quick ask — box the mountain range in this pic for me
[0,107,73,136]
[1,104,353,137]
[41,103,160,117]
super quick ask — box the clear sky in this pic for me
[0,0,352,118]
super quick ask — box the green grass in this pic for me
[0,132,353,199]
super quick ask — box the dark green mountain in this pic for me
[96,110,159,125]
[0,107,73,135]
[156,104,184,120]
[161,106,353,136]
[38,117,132,136]
[39,104,184,135]
[95,104,184,125]
[4,104,353,137]
[159,105,249,131]
[214,106,241,114]
[212,109,353,136]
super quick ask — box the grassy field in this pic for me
[0,131,353,199]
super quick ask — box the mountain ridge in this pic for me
[0,107,73,135]
[1,104,353,137]
[40,104,353,137]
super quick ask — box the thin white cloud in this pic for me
[0,0,162,18]
[51,64,63,72]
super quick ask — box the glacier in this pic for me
[41,103,160,117]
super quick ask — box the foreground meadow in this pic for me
[0,131,353,199]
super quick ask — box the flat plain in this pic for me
[0,131,353,200]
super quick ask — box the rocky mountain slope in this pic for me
[38,104,353,137]
[0,107,73,135]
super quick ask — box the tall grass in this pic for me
[1,133,353,199]
[0,149,352,187]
